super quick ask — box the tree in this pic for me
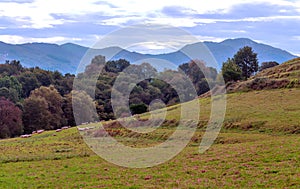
[221,58,242,83]
[23,96,50,133]
[71,90,98,125]
[0,98,23,138]
[33,68,54,86]
[104,59,130,73]
[17,71,40,98]
[178,60,218,95]
[130,103,148,115]
[0,76,22,102]
[233,46,259,79]
[62,93,75,126]
[259,61,279,71]
[29,85,64,129]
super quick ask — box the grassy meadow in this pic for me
[0,88,300,188]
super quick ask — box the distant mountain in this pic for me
[0,38,297,73]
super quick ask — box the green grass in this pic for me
[0,88,300,188]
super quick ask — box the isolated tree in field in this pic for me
[0,98,23,138]
[221,58,242,83]
[259,61,279,71]
[23,96,50,133]
[233,46,258,79]
[29,85,64,129]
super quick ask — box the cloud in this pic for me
[0,0,299,55]
[0,35,82,44]
[0,0,114,29]
[1,0,299,29]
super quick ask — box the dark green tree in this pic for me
[221,58,242,83]
[23,96,50,133]
[130,103,148,115]
[105,59,130,73]
[233,46,259,79]
[17,71,41,98]
[259,61,279,71]
[0,76,22,102]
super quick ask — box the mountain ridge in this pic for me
[0,38,297,73]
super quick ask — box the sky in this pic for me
[0,0,299,55]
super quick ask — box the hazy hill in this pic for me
[0,38,297,73]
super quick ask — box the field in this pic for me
[0,88,300,188]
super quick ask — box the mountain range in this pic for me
[0,38,297,74]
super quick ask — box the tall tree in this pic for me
[0,98,23,138]
[71,90,98,125]
[23,96,50,133]
[30,85,64,129]
[233,46,258,79]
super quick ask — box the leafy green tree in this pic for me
[17,71,41,98]
[62,93,75,126]
[23,96,50,133]
[221,58,242,83]
[30,85,64,129]
[0,76,22,102]
[105,59,130,73]
[0,98,23,138]
[178,60,217,95]
[130,103,148,115]
[233,46,259,79]
[33,68,54,86]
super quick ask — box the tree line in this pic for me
[0,56,218,138]
[0,46,280,138]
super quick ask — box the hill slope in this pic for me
[226,57,300,93]
[0,38,297,73]
[0,87,299,188]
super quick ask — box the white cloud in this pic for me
[1,0,299,29]
[194,36,226,42]
[0,35,82,44]
[293,36,300,40]
[0,0,114,28]
[0,0,300,55]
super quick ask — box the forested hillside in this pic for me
[0,56,217,138]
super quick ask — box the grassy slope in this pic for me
[255,57,300,80]
[0,87,299,188]
[226,58,300,93]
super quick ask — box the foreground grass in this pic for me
[0,88,299,188]
[0,128,299,188]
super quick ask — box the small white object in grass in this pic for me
[20,134,31,138]
[37,130,44,134]
[56,129,62,132]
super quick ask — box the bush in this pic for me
[130,103,148,115]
